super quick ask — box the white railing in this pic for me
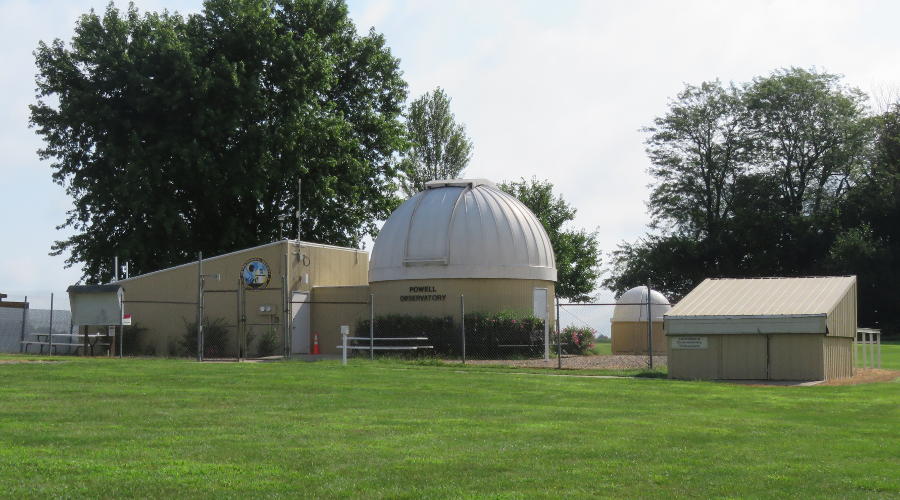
[338,331,432,365]
[855,328,881,369]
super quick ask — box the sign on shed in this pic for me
[67,284,124,326]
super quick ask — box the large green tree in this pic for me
[606,68,876,306]
[401,87,473,196]
[828,104,900,333]
[499,178,601,302]
[30,0,408,283]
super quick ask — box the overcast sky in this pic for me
[2,0,900,317]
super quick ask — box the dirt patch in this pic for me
[822,368,900,386]
[459,354,665,371]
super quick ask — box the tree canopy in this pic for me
[401,87,473,196]
[499,178,601,302]
[30,0,408,283]
[606,67,899,334]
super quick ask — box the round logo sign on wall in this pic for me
[241,258,271,289]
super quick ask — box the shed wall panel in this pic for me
[667,335,721,379]
[768,334,824,380]
[721,335,767,379]
[824,336,853,379]
[826,281,857,338]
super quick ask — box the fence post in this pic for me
[556,296,561,369]
[877,331,882,369]
[48,293,54,356]
[237,277,243,362]
[196,252,203,362]
[370,293,375,360]
[646,284,653,370]
[544,297,550,361]
[282,273,289,359]
[460,295,465,364]
[867,330,874,369]
[19,296,27,353]
[341,328,348,366]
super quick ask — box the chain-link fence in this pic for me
[339,292,670,372]
[0,292,80,354]
[345,295,666,370]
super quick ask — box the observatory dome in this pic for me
[369,179,557,282]
[611,286,671,322]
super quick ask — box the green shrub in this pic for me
[356,311,546,359]
[181,317,232,358]
[356,315,456,357]
[465,310,545,358]
[256,327,279,357]
[122,322,152,356]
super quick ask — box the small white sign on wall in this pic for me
[672,336,708,349]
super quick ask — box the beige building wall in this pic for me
[768,334,824,380]
[309,285,370,355]
[369,278,555,326]
[668,334,832,381]
[667,335,724,379]
[611,322,666,355]
[117,240,368,356]
[824,336,853,380]
[827,281,857,338]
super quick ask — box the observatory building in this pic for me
[367,179,556,326]
[610,286,671,355]
[106,179,556,357]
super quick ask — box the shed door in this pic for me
[533,288,549,360]
[721,335,767,379]
[291,291,310,354]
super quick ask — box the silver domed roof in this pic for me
[611,286,671,322]
[370,179,557,282]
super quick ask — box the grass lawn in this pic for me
[0,356,897,498]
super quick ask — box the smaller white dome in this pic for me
[611,286,671,322]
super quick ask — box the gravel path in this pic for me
[461,354,666,370]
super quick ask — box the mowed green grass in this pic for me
[0,356,897,498]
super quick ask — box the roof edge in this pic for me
[118,239,365,283]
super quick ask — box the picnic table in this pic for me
[22,332,113,356]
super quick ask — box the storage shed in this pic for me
[665,276,857,381]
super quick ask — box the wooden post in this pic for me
[877,331,882,369]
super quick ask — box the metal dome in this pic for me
[611,286,671,322]
[369,179,557,282]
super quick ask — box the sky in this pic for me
[2,0,900,318]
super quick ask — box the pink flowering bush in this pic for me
[560,325,596,355]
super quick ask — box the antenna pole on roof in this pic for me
[296,178,302,243]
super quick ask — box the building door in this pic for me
[721,335,767,379]
[291,291,310,354]
[533,288,549,360]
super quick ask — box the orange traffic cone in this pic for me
[312,332,321,355]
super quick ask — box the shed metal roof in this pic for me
[666,276,856,318]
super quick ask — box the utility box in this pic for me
[67,284,125,326]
